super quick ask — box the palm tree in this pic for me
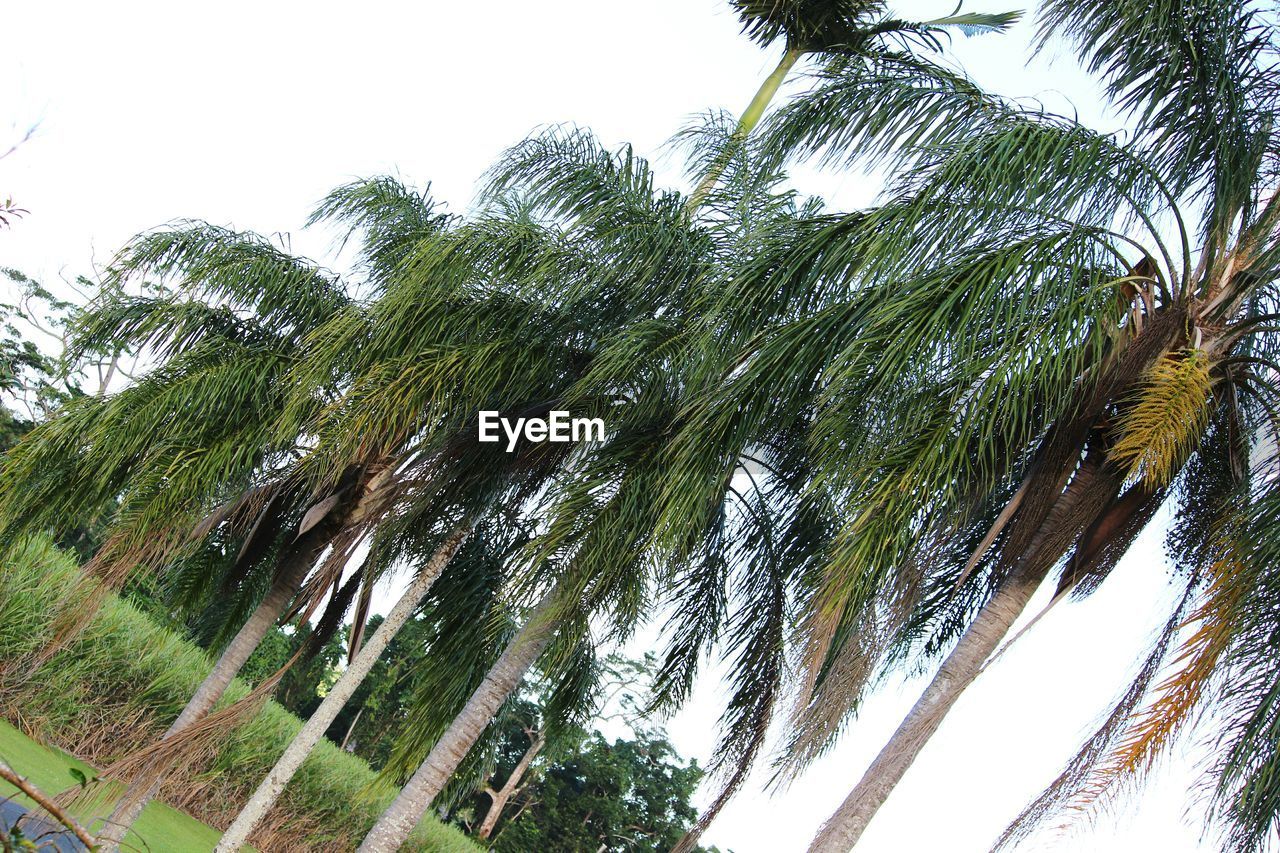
[209,153,663,846]
[659,1,1280,848]
[356,427,682,849]
[196,160,641,849]
[95,181,476,848]
[348,125,742,850]
[3,6,1017,847]
[66,5,1011,844]
[362,520,588,824]
[0,224,399,849]
[350,7,1024,847]
[354,107,789,853]
[0,179,464,848]
[687,1,1020,209]
[212,412,582,850]
[0,224,366,688]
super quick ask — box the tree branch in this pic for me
[0,761,98,849]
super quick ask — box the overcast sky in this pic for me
[3,3,1220,851]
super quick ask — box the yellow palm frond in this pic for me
[1110,349,1213,487]
[1069,547,1243,815]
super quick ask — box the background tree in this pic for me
[0,268,119,560]
[0,268,84,449]
[323,613,431,762]
[442,653,658,841]
[490,731,709,853]
[240,620,348,721]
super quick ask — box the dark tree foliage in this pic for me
[326,612,436,767]
[483,731,712,853]
[238,622,348,719]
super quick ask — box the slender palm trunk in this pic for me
[684,46,804,212]
[95,528,328,851]
[214,528,469,853]
[356,591,558,852]
[807,446,1120,852]
[340,707,365,751]
[477,730,545,840]
[806,557,1048,852]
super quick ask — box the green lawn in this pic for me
[0,720,229,852]
[0,540,476,852]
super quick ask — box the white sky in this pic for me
[1,2,1224,851]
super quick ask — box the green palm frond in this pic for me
[104,223,348,336]
[730,1,1018,53]
[309,176,453,284]
[924,11,1022,37]
[731,1,886,50]
[1038,0,1280,247]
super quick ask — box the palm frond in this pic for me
[1110,349,1214,487]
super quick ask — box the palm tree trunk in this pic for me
[684,46,803,212]
[477,730,545,840]
[95,527,329,852]
[806,556,1048,852]
[807,446,1121,852]
[803,427,1136,845]
[214,527,469,853]
[356,590,558,852]
[340,707,365,751]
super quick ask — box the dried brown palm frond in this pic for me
[86,650,301,819]
[1066,546,1243,818]
[1058,480,1170,599]
[994,577,1199,850]
[779,607,886,778]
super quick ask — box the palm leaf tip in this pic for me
[925,11,1023,37]
[1110,349,1213,488]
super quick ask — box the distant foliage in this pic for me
[0,269,76,451]
[488,731,710,853]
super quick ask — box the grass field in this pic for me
[0,719,226,852]
[0,538,478,852]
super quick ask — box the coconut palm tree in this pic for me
[0,178,473,847]
[657,1,1280,848]
[100,169,611,850]
[7,5,1020,845]
[352,102,812,853]
[212,411,584,851]
[346,123,759,850]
